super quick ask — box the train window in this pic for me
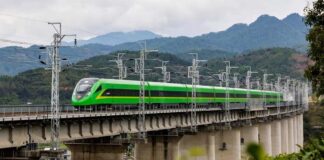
[103,91,111,96]
[77,84,91,93]
[95,86,102,93]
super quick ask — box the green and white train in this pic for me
[71,78,284,109]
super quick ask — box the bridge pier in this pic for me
[299,114,304,147]
[288,117,294,153]
[66,143,127,160]
[240,125,258,159]
[280,119,289,153]
[207,132,216,160]
[271,120,281,156]
[214,129,241,160]
[258,123,272,156]
[135,137,166,160]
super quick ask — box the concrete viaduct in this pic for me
[0,102,305,160]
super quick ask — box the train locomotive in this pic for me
[71,78,284,109]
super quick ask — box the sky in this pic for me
[0,0,315,46]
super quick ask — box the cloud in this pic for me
[0,0,314,47]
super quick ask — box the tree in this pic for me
[304,0,324,96]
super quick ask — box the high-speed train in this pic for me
[71,78,283,108]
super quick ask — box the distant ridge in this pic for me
[112,13,308,53]
[0,13,309,75]
[65,30,161,46]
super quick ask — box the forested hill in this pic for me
[205,48,308,81]
[0,48,308,105]
[0,51,190,104]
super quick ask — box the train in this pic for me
[71,78,284,109]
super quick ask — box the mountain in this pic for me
[0,13,308,76]
[205,48,308,81]
[0,44,112,75]
[66,30,161,46]
[111,13,308,53]
[0,48,308,104]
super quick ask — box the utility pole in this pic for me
[135,42,157,139]
[291,79,297,107]
[284,76,290,113]
[276,76,281,117]
[214,72,225,87]
[110,53,127,79]
[296,81,301,110]
[156,61,170,83]
[224,61,237,128]
[262,73,273,107]
[48,22,76,150]
[245,67,257,125]
[255,78,261,90]
[233,73,240,88]
[188,53,206,132]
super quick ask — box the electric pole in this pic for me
[156,61,170,83]
[214,72,225,87]
[245,67,257,125]
[276,76,281,117]
[224,61,237,128]
[263,73,273,107]
[188,53,206,132]
[48,22,76,150]
[233,73,240,88]
[284,76,290,113]
[110,53,127,79]
[135,42,157,139]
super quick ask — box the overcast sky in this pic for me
[0,0,315,46]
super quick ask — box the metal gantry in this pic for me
[284,76,290,113]
[275,76,282,117]
[214,72,225,87]
[156,61,170,83]
[47,22,76,150]
[110,53,127,80]
[262,73,273,107]
[223,61,237,128]
[245,67,257,125]
[135,43,157,139]
[233,73,240,88]
[188,53,206,132]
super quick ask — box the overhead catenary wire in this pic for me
[0,12,101,37]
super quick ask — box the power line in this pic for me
[0,12,101,36]
[0,12,48,23]
[0,38,44,46]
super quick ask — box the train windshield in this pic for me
[77,84,92,93]
[73,78,99,99]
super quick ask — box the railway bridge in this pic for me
[0,102,306,160]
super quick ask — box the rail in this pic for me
[0,102,306,122]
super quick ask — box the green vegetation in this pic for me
[205,48,307,81]
[304,0,324,96]
[245,139,324,160]
[246,143,267,160]
[0,48,307,105]
[0,51,189,104]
